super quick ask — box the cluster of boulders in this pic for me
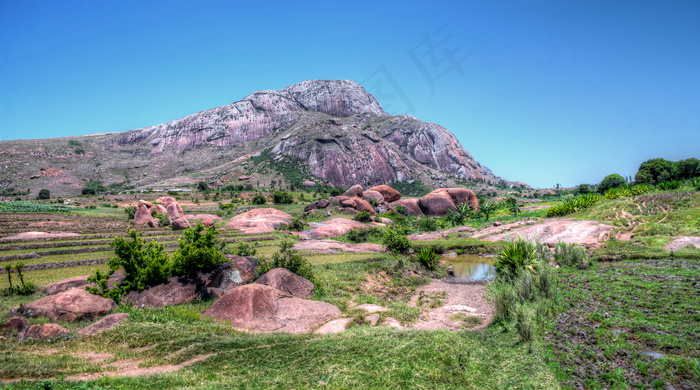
[304,184,479,218]
[132,197,191,230]
[3,258,341,339]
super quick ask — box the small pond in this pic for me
[441,254,496,282]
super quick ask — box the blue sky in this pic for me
[1,0,699,188]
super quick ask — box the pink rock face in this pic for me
[362,190,385,204]
[185,214,223,221]
[351,197,375,214]
[255,268,314,298]
[293,239,385,254]
[20,289,117,322]
[225,208,292,233]
[343,185,363,198]
[418,190,456,217]
[368,185,401,203]
[205,256,257,291]
[22,323,70,340]
[153,204,168,215]
[133,204,153,225]
[390,198,424,216]
[156,197,176,208]
[483,219,615,247]
[41,276,90,296]
[125,277,198,308]
[78,313,129,336]
[307,218,368,238]
[433,188,479,212]
[203,284,340,334]
[302,180,316,187]
[1,317,30,335]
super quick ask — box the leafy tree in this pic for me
[171,222,226,277]
[37,189,50,200]
[251,194,266,205]
[273,191,294,204]
[598,174,626,194]
[197,181,210,192]
[677,158,700,180]
[233,241,257,257]
[577,184,591,194]
[634,158,676,185]
[81,180,106,195]
[478,199,498,221]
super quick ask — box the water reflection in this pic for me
[442,254,496,281]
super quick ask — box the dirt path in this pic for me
[409,280,492,331]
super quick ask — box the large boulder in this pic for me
[343,184,363,198]
[204,256,258,292]
[350,197,375,214]
[390,198,424,216]
[19,289,117,321]
[133,204,154,225]
[124,277,199,308]
[362,190,385,204]
[307,218,368,238]
[418,190,457,217]
[166,200,191,230]
[41,276,90,296]
[22,323,70,340]
[434,188,478,212]
[256,268,314,298]
[225,208,292,233]
[203,284,340,334]
[368,185,401,203]
[78,313,129,336]
[156,196,177,208]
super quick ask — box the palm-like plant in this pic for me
[494,239,540,280]
[479,200,498,221]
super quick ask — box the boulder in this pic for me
[22,323,70,340]
[78,313,129,336]
[203,284,340,334]
[304,198,331,212]
[293,240,385,254]
[41,276,90,296]
[418,190,456,217]
[152,204,168,215]
[307,218,368,238]
[147,219,160,228]
[1,317,30,335]
[204,256,258,292]
[137,200,154,209]
[225,208,292,233]
[156,196,177,208]
[314,318,353,334]
[351,197,375,214]
[171,216,191,230]
[124,277,198,308]
[343,184,363,198]
[434,188,479,212]
[133,204,154,225]
[20,289,117,321]
[368,185,401,203]
[390,198,424,216]
[303,180,316,187]
[362,190,385,204]
[255,268,314,298]
[166,201,191,230]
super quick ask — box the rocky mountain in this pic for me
[0,80,527,197]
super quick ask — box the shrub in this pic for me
[418,217,439,232]
[416,247,440,270]
[577,184,591,194]
[554,242,590,268]
[233,241,257,257]
[382,227,411,255]
[598,174,626,194]
[171,222,226,278]
[545,193,601,217]
[514,304,534,343]
[154,212,170,227]
[251,194,266,205]
[346,227,384,243]
[273,191,294,204]
[494,239,543,280]
[197,181,209,192]
[353,211,372,222]
[289,217,305,231]
[37,189,50,200]
[81,180,106,195]
[329,186,345,196]
[124,206,136,220]
[393,205,408,216]
[489,281,517,323]
[658,180,682,190]
[256,241,317,286]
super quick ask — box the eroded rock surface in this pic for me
[293,239,385,254]
[19,289,117,321]
[307,218,368,238]
[483,219,614,246]
[256,268,314,298]
[78,313,129,336]
[203,284,340,333]
[225,208,292,233]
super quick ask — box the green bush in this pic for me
[289,217,305,231]
[233,241,257,257]
[256,240,318,288]
[171,222,227,278]
[658,180,682,190]
[554,242,590,268]
[416,247,440,270]
[417,217,439,232]
[353,211,372,222]
[382,227,411,255]
[81,180,106,195]
[598,174,626,194]
[545,193,601,217]
[393,205,408,216]
[329,186,345,196]
[251,194,267,205]
[154,212,170,227]
[346,227,384,243]
[37,189,50,200]
[273,191,294,204]
[124,206,136,220]
[494,239,544,280]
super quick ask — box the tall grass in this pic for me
[554,242,591,268]
[545,193,601,217]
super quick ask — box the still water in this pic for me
[442,254,496,281]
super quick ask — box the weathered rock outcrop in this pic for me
[307,218,369,238]
[78,313,129,336]
[255,268,314,298]
[19,289,117,321]
[203,284,340,333]
[225,208,292,233]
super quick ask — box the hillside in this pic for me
[0,80,527,197]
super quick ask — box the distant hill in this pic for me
[0,80,527,197]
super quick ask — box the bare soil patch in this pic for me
[409,280,492,331]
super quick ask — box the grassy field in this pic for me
[1,188,699,388]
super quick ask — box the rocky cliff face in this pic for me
[0,79,524,197]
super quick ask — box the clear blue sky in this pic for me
[1,0,699,188]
